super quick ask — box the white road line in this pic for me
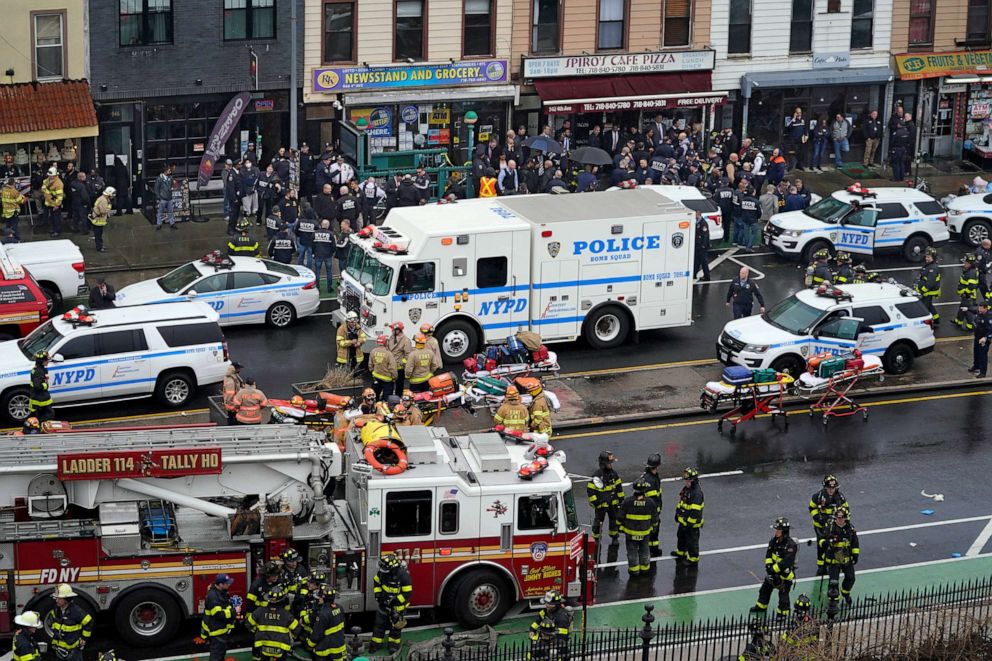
[733,251,775,258]
[966,517,992,556]
[728,257,765,280]
[707,247,741,271]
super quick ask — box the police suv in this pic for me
[0,302,230,421]
[763,186,948,263]
[945,192,992,246]
[716,283,935,376]
[116,254,320,328]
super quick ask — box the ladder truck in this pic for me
[0,424,590,647]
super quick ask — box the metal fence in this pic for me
[382,575,992,661]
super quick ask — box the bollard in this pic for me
[348,625,364,659]
[640,603,656,661]
[441,626,456,661]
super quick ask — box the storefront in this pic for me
[520,51,720,144]
[894,50,992,165]
[308,61,515,166]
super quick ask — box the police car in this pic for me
[116,253,320,328]
[763,185,948,263]
[945,192,992,246]
[609,183,724,241]
[716,282,935,376]
[0,302,230,421]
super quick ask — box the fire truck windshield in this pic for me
[346,248,393,296]
[563,488,579,531]
[18,320,64,359]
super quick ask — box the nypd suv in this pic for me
[945,192,992,246]
[716,283,935,376]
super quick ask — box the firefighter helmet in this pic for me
[98,651,119,661]
[925,246,938,260]
[321,585,338,602]
[378,554,400,574]
[772,516,790,532]
[393,404,407,418]
[362,387,376,401]
[682,466,699,480]
[505,385,521,403]
[237,218,251,231]
[346,310,359,321]
[266,586,289,606]
[748,620,769,636]
[263,562,281,578]
[964,253,977,264]
[794,594,812,613]
[24,416,39,430]
[413,333,427,347]
[309,570,328,584]
[646,453,662,468]
[598,450,615,466]
[401,389,414,403]
[281,548,301,564]
[53,584,77,599]
[34,350,49,362]
[632,478,650,494]
[834,504,851,520]
[376,334,388,345]
[835,251,851,264]
[14,611,41,629]
[823,474,839,488]
[290,395,305,408]
[813,248,830,261]
[390,321,405,331]
[542,590,563,606]
[420,323,434,335]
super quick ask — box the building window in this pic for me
[967,0,991,43]
[119,0,173,46]
[789,0,812,53]
[728,0,751,54]
[33,13,64,81]
[464,0,493,56]
[395,0,426,61]
[662,0,691,47]
[323,1,355,62]
[224,0,276,40]
[850,0,873,48]
[598,0,626,50]
[531,0,560,53]
[908,0,933,44]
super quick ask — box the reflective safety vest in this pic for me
[51,603,93,652]
[247,606,299,656]
[479,177,498,198]
[675,481,704,528]
[373,569,413,613]
[494,401,529,432]
[201,586,236,638]
[618,495,659,539]
[307,603,346,658]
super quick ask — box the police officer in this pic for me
[494,385,530,433]
[50,584,93,661]
[821,505,859,617]
[247,586,298,661]
[202,573,237,661]
[336,311,366,370]
[738,186,761,252]
[264,205,282,240]
[370,554,412,654]
[970,301,992,378]
[726,266,766,319]
[640,454,663,556]
[619,478,660,577]
[751,517,798,618]
[694,211,711,282]
[976,238,992,297]
[527,590,571,661]
[306,586,346,661]
[359,176,384,228]
[955,253,980,331]
[525,378,553,435]
[587,450,623,544]
[228,219,260,257]
[833,251,855,284]
[29,351,53,422]
[247,563,283,609]
[312,220,335,294]
[12,610,42,661]
[335,186,359,228]
[714,177,735,239]
[267,223,295,264]
[368,335,398,400]
[673,467,704,566]
[915,247,941,325]
[405,333,440,393]
[293,207,317,269]
[809,474,848,575]
[805,249,833,287]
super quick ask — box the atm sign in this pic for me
[57,448,223,481]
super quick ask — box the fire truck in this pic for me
[0,424,589,647]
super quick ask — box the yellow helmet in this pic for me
[14,611,41,629]
[505,385,520,402]
[290,395,305,407]
[53,583,77,599]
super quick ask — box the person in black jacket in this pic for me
[224,162,244,235]
[68,172,91,234]
[862,110,883,167]
[256,164,279,226]
[726,266,765,319]
[268,224,295,264]
[201,574,237,661]
[396,175,420,207]
[88,277,117,309]
[313,184,337,227]
[312,220,335,293]
[694,211,711,282]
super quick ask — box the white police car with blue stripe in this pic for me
[945,192,992,246]
[116,256,319,328]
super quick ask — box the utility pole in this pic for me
[290,0,299,150]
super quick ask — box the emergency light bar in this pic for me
[846,183,877,199]
[815,284,853,302]
[201,250,235,270]
[366,226,411,254]
[62,305,96,326]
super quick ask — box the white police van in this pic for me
[608,184,725,242]
[0,302,230,421]
[334,188,695,362]
[764,186,948,263]
[945,192,992,246]
[716,283,935,376]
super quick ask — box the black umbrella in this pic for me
[522,135,563,154]
[569,146,613,166]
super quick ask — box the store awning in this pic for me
[0,80,98,143]
[741,66,893,98]
[535,71,711,104]
[543,91,728,115]
[343,84,518,107]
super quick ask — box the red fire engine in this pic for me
[0,424,591,647]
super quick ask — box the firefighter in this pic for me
[780,594,818,647]
[673,467,704,566]
[20,417,41,435]
[400,389,424,425]
[527,590,571,661]
[297,571,328,638]
[222,361,245,425]
[737,621,772,661]
[955,253,980,331]
[247,563,282,609]
[821,505,859,617]
[201,573,237,661]
[804,249,832,287]
[50,584,93,661]
[370,554,412,654]
[29,351,53,421]
[336,311,366,370]
[392,404,412,425]
[526,378,553,435]
[587,450,623,544]
[851,263,878,283]
[750,517,798,618]
[833,251,854,284]
[619,478,660,577]
[228,218,260,256]
[809,474,848,575]
[368,335,398,400]
[495,385,530,433]
[306,586,346,661]
[420,323,443,366]
[357,387,378,419]
[280,548,308,598]
[640,454,663,557]
[233,377,268,424]
[387,322,412,393]
[406,333,440,394]
[12,610,42,661]
[915,247,941,325]
[246,586,298,661]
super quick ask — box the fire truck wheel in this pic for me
[446,568,512,628]
[1,386,31,422]
[155,370,196,407]
[436,319,479,363]
[114,587,183,647]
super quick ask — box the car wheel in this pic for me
[447,569,513,628]
[114,588,182,647]
[583,305,630,349]
[155,371,195,407]
[964,219,991,247]
[902,235,930,263]
[435,319,479,363]
[266,302,297,328]
[771,354,806,377]
[883,342,914,375]
[1,387,32,422]
[41,285,62,315]
[801,240,832,264]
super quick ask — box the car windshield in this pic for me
[346,249,393,296]
[803,196,851,223]
[157,263,203,293]
[18,320,64,359]
[764,295,825,334]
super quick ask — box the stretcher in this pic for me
[461,351,560,381]
[796,354,884,426]
[463,386,561,415]
[700,373,794,438]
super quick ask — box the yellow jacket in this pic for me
[336,323,366,364]
[1,186,24,219]
[42,177,63,209]
[91,195,112,226]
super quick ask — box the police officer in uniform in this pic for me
[293,208,317,269]
[247,586,298,661]
[228,219,260,256]
[267,223,295,264]
[619,478,660,577]
[976,238,992,297]
[970,301,992,378]
[29,351,53,421]
[821,505,860,617]
[264,204,282,240]
[335,186,359,228]
[738,186,761,252]
[368,335,398,399]
[751,517,798,618]
[12,610,42,661]
[359,177,384,228]
[956,253,980,331]
[726,266,766,319]
[714,178,735,238]
[640,454,663,556]
[306,586,346,661]
[673,467,704,566]
[694,211,711,281]
[587,451,623,544]
[202,573,237,661]
[805,249,833,287]
[915,247,941,325]
[833,251,855,284]
[809,474,848,575]
[370,554,412,654]
[494,385,530,433]
[50,584,93,661]
[527,590,571,661]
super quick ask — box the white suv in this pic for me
[609,184,725,241]
[945,192,992,246]
[764,187,948,263]
[716,283,935,376]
